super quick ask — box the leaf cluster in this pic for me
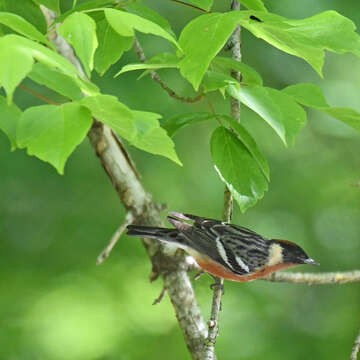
[0,0,360,210]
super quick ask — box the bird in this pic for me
[126,212,319,282]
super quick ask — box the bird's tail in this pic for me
[127,225,179,243]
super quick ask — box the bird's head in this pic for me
[270,239,319,266]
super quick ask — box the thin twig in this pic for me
[266,270,360,284]
[350,327,360,360]
[133,38,204,104]
[19,84,61,105]
[205,3,241,359]
[96,212,134,265]
[229,0,241,122]
[169,0,210,13]
[153,286,167,305]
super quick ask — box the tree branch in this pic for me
[205,2,241,358]
[41,7,208,360]
[96,212,134,265]
[133,38,204,104]
[169,0,210,13]
[266,270,360,284]
[351,327,360,360]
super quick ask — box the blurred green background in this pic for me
[1,0,360,359]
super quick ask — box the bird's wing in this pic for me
[171,213,270,275]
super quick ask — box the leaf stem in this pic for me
[169,0,210,13]
[19,84,61,106]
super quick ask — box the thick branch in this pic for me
[42,8,207,360]
[266,270,360,284]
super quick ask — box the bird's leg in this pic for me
[210,276,225,295]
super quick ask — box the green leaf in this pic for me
[136,52,180,79]
[59,12,98,78]
[33,0,60,14]
[283,83,360,133]
[116,61,178,77]
[28,63,83,101]
[221,115,269,180]
[0,12,54,49]
[201,71,239,94]
[94,17,133,75]
[282,83,329,108]
[212,56,263,86]
[55,0,117,24]
[131,111,182,165]
[163,112,216,137]
[126,1,175,37]
[0,34,81,101]
[80,95,135,141]
[227,84,306,145]
[211,126,268,212]
[0,95,22,150]
[17,103,93,174]
[104,9,181,50]
[0,36,34,102]
[238,10,360,76]
[0,0,47,33]
[188,0,213,11]
[179,12,242,90]
[237,0,267,11]
[323,108,360,133]
[180,10,360,87]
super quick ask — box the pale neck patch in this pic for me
[267,243,283,267]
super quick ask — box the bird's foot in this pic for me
[210,276,225,295]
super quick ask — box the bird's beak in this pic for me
[303,258,320,266]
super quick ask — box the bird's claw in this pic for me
[210,277,225,295]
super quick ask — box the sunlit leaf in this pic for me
[55,0,117,24]
[0,95,22,150]
[211,126,268,212]
[0,34,81,102]
[136,52,180,79]
[0,0,47,33]
[0,36,34,102]
[28,63,82,100]
[80,95,135,141]
[179,12,243,90]
[126,1,175,37]
[131,111,182,165]
[104,9,180,50]
[0,12,54,49]
[94,17,133,75]
[116,61,178,77]
[17,103,93,174]
[227,84,306,145]
[59,12,98,78]
[239,10,360,76]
